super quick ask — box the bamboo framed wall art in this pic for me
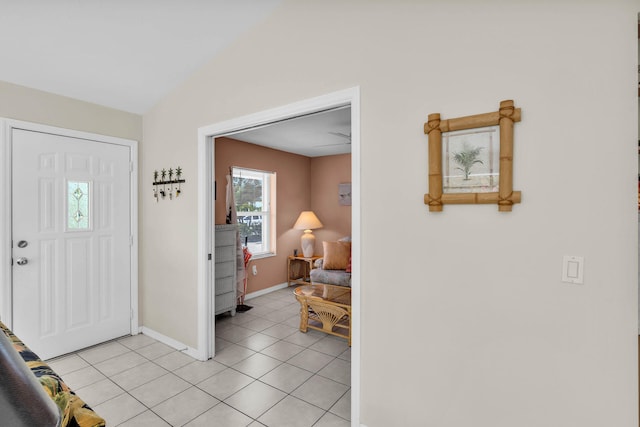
[424,99,522,212]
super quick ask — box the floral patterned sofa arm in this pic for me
[0,321,105,427]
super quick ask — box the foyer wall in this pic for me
[0,80,142,141]
[141,1,638,425]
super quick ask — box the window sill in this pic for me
[251,252,276,261]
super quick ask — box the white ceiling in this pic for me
[0,0,282,114]
[230,107,352,158]
[0,1,351,157]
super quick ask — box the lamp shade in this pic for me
[293,211,323,231]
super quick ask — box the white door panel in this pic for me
[12,129,131,360]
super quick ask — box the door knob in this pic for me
[16,257,28,266]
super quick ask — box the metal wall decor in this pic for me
[153,166,185,202]
[424,99,522,212]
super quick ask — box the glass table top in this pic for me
[294,284,351,306]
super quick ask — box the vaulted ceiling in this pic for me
[0,1,282,114]
[0,1,351,156]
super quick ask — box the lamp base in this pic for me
[300,231,315,258]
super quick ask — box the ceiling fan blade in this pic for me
[328,131,351,142]
[316,142,351,148]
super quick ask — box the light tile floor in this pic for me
[47,286,351,427]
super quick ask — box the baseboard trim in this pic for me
[244,282,288,300]
[139,326,201,360]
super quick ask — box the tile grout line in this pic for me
[62,287,350,426]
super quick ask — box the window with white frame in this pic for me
[232,167,276,257]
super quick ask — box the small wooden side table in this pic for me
[287,255,321,286]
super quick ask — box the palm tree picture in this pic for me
[452,144,484,180]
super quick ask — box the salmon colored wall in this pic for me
[310,154,352,254]
[215,139,352,293]
[215,137,310,294]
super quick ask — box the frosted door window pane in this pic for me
[68,181,90,229]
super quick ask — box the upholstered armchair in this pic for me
[309,238,351,288]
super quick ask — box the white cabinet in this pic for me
[215,224,237,316]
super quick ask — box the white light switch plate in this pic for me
[562,255,584,284]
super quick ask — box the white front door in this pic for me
[11,128,131,360]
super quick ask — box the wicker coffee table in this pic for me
[294,284,351,346]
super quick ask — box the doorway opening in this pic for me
[197,87,361,425]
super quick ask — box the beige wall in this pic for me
[0,80,142,141]
[141,1,638,426]
[311,154,352,248]
[214,137,310,293]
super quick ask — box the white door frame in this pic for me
[0,119,139,335]
[197,87,361,426]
